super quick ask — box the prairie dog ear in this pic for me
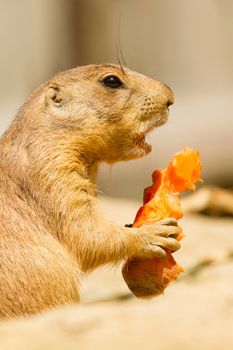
[45,84,62,106]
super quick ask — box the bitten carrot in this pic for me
[122,147,202,298]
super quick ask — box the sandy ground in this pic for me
[0,196,232,350]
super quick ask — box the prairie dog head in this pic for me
[31,64,174,164]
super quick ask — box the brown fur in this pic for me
[0,64,181,318]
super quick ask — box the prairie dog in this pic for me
[0,64,181,318]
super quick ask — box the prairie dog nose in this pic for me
[161,82,175,107]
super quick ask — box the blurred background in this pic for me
[0,1,232,350]
[0,0,232,198]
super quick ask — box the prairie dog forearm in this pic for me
[73,219,139,271]
[65,201,180,271]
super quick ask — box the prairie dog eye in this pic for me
[102,75,124,89]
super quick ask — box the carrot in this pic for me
[122,147,202,298]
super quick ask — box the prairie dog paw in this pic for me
[133,222,181,259]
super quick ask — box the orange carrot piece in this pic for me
[122,147,202,298]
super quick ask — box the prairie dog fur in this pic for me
[0,64,181,318]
